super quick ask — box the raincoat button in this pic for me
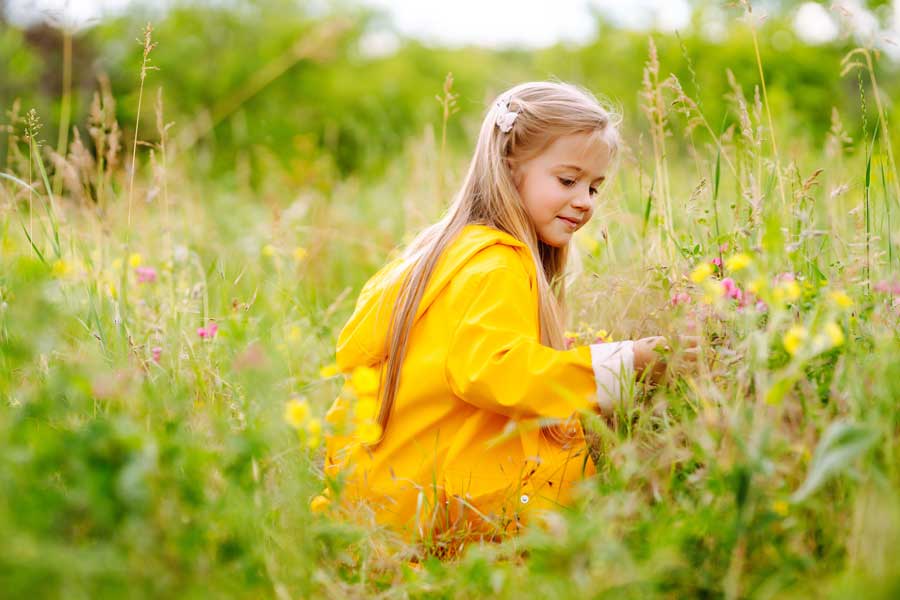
[520,494,529,504]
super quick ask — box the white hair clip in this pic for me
[494,95,519,133]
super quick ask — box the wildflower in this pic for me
[309,495,330,513]
[292,246,308,262]
[288,325,302,342]
[284,397,311,428]
[575,231,600,254]
[594,329,614,343]
[828,290,853,310]
[51,259,72,278]
[197,321,219,339]
[783,325,807,356]
[755,300,768,312]
[772,500,789,517]
[128,253,142,268]
[135,266,157,283]
[725,253,752,272]
[306,418,322,448]
[319,363,339,378]
[721,277,743,301]
[690,262,714,283]
[824,322,845,347]
[151,346,162,363]
[351,366,380,395]
[710,257,723,269]
[669,291,691,306]
[774,279,801,302]
[261,244,276,257]
[357,421,383,444]
[747,277,767,295]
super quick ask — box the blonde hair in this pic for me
[372,80,622,447]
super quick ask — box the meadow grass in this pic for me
[2,17,900,599]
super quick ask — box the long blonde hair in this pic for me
[371,80,622,447]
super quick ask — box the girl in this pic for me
[321,81,693,548]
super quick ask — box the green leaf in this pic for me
[791,421,879,503]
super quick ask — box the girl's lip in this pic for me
[557,216,579,227]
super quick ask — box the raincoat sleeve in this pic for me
[444,245,635,420]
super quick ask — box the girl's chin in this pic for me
[537,229,572,247]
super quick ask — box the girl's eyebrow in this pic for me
[555,163,606,183]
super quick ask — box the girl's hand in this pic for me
[634,333,701,385]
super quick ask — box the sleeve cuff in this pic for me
[589,340,635,414]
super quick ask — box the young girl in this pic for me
[321,81,692,547]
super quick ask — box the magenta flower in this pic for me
[721,277,743,301]
[711,257,723,269]
[135,266,157,283]
[197,321,219,339]
[755,300,768,312]
[151,346,162,363]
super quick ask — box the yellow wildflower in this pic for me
[309,495,330,513]
[293,246,308,262]
[575,231,600,254]
[824,322,845,347]
[51,259,71,278]
[128,253,142,268]
[357,421,383,444]
[284,398,310,428]
[690,262,714,283]
[772,500,789,517]
[351,365,380,395]
[288,325,302,342]
[783,325,807,356]
[302,419,321,450]
[828,290,853,310]
[564,330,578,340]
[595,329,613,342]
[319,363,339,378]
[747,277,767,295]
[725,253,752,272]
[261,244,276,257]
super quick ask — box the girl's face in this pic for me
[511,132,612,248]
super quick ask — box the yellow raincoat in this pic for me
[323,223,631,541]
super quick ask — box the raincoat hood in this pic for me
[335,224,532,371]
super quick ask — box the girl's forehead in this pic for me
[542,132,611,174]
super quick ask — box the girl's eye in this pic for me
[589,187,598,196]
[558,177,575,187]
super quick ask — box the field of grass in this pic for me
[2,14,900,600]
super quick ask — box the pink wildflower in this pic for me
[151,346,162,363]
[197,321,219,339]
[711,257,723,269]
[755,300,768,313]
[719,242,730,253]
[774,272,796,284]
[670,291,691,306]
[874,280,890,293]
[721,277,743,301]
[135,266,157,283]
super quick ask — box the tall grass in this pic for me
[1,12,900,599]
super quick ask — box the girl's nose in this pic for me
[571,185,592,209]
